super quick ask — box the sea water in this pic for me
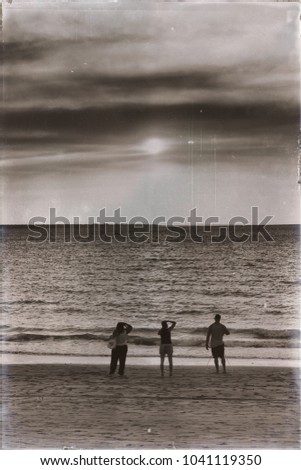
[0,225,300,364]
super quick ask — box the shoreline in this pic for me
[1,364,300,449]
[1,353,300,368]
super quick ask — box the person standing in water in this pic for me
[158,320,176,377]
[206,314,230,373]
[109,322,132,377]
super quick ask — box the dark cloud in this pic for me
[3,99,298,180]
[5,100,298,143]
[5,63,298,105]
[3,70,223,110]
[3,40,50,63]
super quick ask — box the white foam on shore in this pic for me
[1,353,300,368]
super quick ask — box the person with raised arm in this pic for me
[108,321,132,377]
[158,320,176,377]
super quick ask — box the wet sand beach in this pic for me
[1,364,300,449]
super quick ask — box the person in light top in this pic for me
[158,320,176,377]
[109,322,132,376]
[206,314,230,373]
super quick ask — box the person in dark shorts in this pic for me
[109,322,132,377]
[158,320,176,377]
[206,314,230,373]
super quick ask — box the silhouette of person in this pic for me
[109,322,132,376]
[158,320,176,377]
[206,314,230,373]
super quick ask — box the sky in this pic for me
[2,0,300,224]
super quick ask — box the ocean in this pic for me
[0,225,300,365]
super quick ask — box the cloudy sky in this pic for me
[2,1,300,224]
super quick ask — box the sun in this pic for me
[141,138,167,155]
